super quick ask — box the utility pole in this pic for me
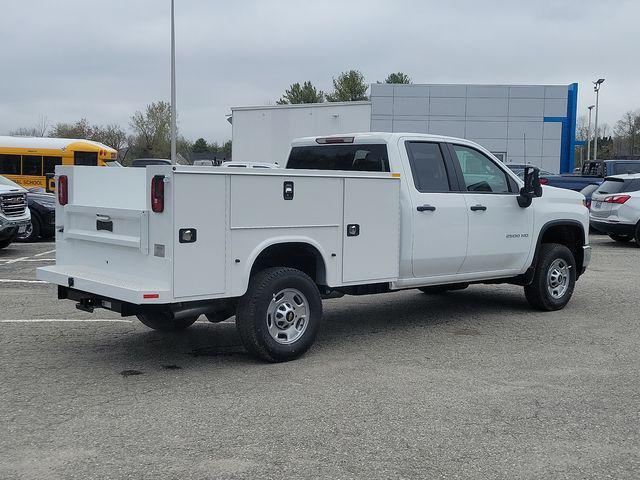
[593,78,605,161]
[586,105,595,162]
[170,0,177,163]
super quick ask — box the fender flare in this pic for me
[525,219,586,282]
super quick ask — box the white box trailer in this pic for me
[38,164,400,305]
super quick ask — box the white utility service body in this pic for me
[38,163,401,303]
[38,133,590,362]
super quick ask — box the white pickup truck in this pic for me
[38,133,590,362]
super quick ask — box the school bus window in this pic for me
[22,155,43,176]
[44,156,62,174]
[74,151,98,166]
[0,154,21,174]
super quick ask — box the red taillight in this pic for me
[58,175,68,205]
[151,175,165,213]
[585,200,591,209]
[603,195,631,204]
[539,177,549,185]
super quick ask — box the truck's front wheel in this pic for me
[524,243,576,311]
[136,309,198,332]
[236,267,322,362]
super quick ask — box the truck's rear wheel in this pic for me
[136,309,198,332]
[524,243,576,311]
[236,267,322,362]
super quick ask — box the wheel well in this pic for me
[539,223,585,274]
[250,243,327,285]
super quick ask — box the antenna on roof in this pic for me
[523,133,527,164]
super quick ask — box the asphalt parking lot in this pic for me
[1,238,639,479]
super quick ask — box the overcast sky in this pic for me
[2,0,638,143]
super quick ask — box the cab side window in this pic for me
[405,142,451,192]
[451,145,511,193]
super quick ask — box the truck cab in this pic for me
[0,175,31,249]
[37,133,590,362]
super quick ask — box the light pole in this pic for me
[170,0,177,163]
[593,78,605,161]
[586,104,595,162]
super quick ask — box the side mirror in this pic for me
[517,166,543,208]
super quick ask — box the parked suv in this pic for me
[0,175,31,249]
[589,173,640,243]
[16,187,56,242]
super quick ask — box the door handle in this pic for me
[417,204,436,212]
[470,204,487,211]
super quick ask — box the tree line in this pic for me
[575,109,640,163]
[9,102,230,165]
[277,70,411,104]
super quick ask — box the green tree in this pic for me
[219,140,232,159]
[91,123,128,151]
[277,81,325,104]
[50,118,92,139]
[326,70,368,102]
[383,72,411,84]
[128,101,172,158]
[192,137,210,153]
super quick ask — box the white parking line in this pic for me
[0,279,48,284]
[0,318,132,323]
[34,249,56,257]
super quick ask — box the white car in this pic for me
[590,173,640,243]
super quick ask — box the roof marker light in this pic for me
[315,136,354,144]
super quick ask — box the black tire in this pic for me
[236,267,322,363]
[0,236,15,249]
[634,222,640,246]
[136,309,198,332]
[418,283,468,295]
[524,243,576,311]
[608,233,632,243]
[16,214,41,243]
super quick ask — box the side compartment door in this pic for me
[403,141,468,278]
[446,143,533,273]
[173,173,227,298]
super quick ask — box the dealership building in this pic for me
[230,83,578,173]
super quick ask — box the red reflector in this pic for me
[539,178,549,185]
[143,293,159,299]
[58,175,68,205]
[151,175,165,213]
[604,195,631,204]
[315,136,354,144]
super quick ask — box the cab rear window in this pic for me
[287,145,389,172]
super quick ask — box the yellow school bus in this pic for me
[0,136,117,191]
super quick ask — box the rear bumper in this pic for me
[37,264,171,305]
[589,220,635,236]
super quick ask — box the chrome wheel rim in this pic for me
[547,258,570,299]
[266,288,309,344]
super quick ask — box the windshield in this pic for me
[0,175,23,189]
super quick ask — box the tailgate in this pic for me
[37,165,174,303]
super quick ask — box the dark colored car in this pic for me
[16,187,56,242]
[542,159,640,192]
[131,158,172,167]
